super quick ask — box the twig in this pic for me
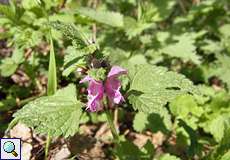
[92,0,98,43]
[178,0,187,14]
[59,0,67,9]
[193,0,200,5]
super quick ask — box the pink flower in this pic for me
[80,76,104,112]
[80,66,127,112]
[105,66,127,105]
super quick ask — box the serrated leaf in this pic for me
[77,7,124,27]
[162,34,201,64]
[11,84,83,138]
[124,17,153,39]
[209,114,230,142]
[128,65,198,113]
[213,54,230,89]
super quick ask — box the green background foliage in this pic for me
[0,0,230,159]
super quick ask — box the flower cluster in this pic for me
[80,66,127,112]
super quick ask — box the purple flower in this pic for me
[80,66,127,112]
[105,66,127,105]
[80,76,104,112]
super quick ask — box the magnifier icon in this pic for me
[3,141,18,157]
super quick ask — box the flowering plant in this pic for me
[80,66,127,112]
[4,0,229,159]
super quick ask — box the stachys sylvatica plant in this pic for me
[8,20,199,158]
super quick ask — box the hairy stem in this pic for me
[105,109,120,142]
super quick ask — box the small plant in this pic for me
[0,0,230,159]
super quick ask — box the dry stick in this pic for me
[92,0,98,43]
[114,108,119,132]
[59,0,67,9]
[178,0,187,14]
[193,0,200,5]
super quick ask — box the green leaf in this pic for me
[0,58,18,77]
[0,3,15,21]
[151,0,176,21]
[128,65,198,113]
[62,46,86,76]
[133,112,147,132]
[77,7,124,27]
[116,138,153,160]
[141,140,155,157]
[116,140,143,160]
[133,111,172,133]
[208,114,230,142]
[159,153,181,160]
[170,95,203,118]
[178,119,201,157]
[162,34,201,64]
[11,47,25,64]
[11,84,83,138]
[50,21,89,47]
[88,68,106,81]
[0,2,24,24]
[206,127,230,160]
[220,151,230,160]
[47,35,57,96]
[124,17,153,39]
[213,54,230,89]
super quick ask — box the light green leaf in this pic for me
[124,17,153,39]
[88,68,106,81]
[62,46,87,77]
[11,48,25,64]
[170,95,203,118]
[128,65,198,113]
[133,112,148,132]
[209,114,230,142]
[77,7,124,27]
[214,54,230,89]
[220,151,230,160]
[0,58,18,77]
[206,127,230,160]
[162,34,201,64]
[158,153,181,160]
[11,84,83,138]
[133,111,172,133]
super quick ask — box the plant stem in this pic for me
[45,131,51,160]
[105,109,120,142]
[40,3,57,159]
